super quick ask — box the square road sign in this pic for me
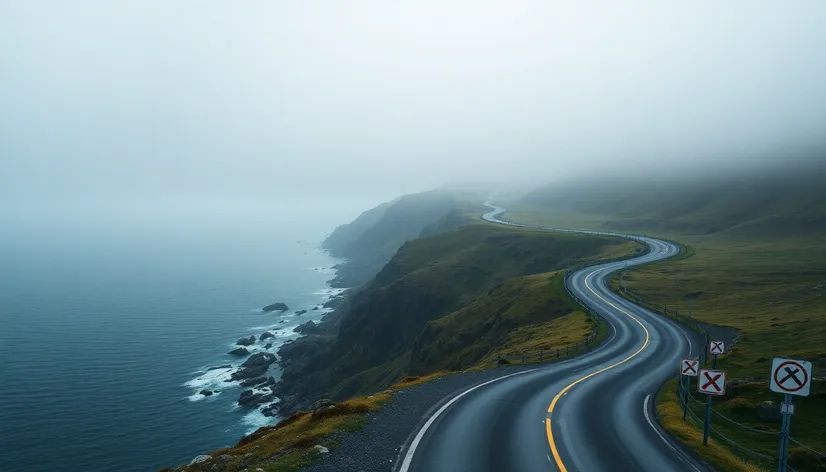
[698,369,726,395]
[681,359,699,377]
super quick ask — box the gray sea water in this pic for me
[0,200,361,472]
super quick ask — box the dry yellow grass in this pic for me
[657,380,769,472]
[177,393,390,472]
[474,310,593,367]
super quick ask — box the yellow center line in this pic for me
[546,267,652,472]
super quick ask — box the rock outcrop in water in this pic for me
[236,335,256,346]
[238,389,274,408]
[231,352,276,380]
[262,302,289,313]
[294,320,322,335]
[259,331,274,341]
[228,347,249,356]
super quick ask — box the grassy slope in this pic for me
[411,271,592,372]
[507,167,826,471]
[303,223,642,402]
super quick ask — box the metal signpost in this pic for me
[680,359,699,421]
[699,341,726,445]
[770,358,813,472]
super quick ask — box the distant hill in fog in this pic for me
[518,159,826,238]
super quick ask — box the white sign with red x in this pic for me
[698,369,726,395]
[681,359,699,377]
[709,341,725,355]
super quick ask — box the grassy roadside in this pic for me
[657,380,768,472]
[504,205,826,472]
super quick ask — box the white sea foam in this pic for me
[184,366,235,389]
[313,287,347,297]
[241,408,275,434]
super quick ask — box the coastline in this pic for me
[183,247,350,433]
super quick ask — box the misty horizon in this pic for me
[3,1,826,213]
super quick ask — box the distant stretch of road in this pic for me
[398,204,713,472]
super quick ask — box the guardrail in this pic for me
[613,283,713,364]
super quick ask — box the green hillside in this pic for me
[514,162,826,239]
[322,190,488,287]
[507,164,826,471]
[275,223,641,414]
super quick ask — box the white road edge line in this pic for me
[643,394,702,472]
[682,329,692,356]
[398,368,538,472]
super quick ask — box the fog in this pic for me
[2,1,826,215]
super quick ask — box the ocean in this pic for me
[0,200,362,472]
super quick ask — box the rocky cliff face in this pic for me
[274,222,637,415]
[321,190,459,287]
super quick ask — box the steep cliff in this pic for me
[275,223,641,414]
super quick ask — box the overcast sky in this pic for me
[2,1,825,210]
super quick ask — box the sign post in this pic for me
[701,341,726,445]
[680,359,699,422]
[770,358,812,472]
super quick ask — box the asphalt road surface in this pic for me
[397,204,713,472]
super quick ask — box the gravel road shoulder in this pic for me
[301,365,533,472]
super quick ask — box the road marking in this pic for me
[398,368,538,472]
[546,267,651,472]
[682,329,692,356]
[643,395,703,472]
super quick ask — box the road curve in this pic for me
[397,204,712,472]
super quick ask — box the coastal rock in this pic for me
[756,401,782,422]
[229,347,250,356]
[313,445,329,454]
[231,352,277,380]
[265,343,273,349]
[238,389,275,407]
[243,352,277,368]
[312,306,320,311]
[295,309,307,316]
[207,364,232,371]
[240,377,269,388]
[277,335,331,359]
[294,320,322,335]
[259,331,275,341]
[261,404,279,417]
[279,320,286,324]
[200,389,213,396]
[310,398,335,410]
[263,302,289,313]
[189,455,210,465]
[310,398,337,418]
[236,335,256,347]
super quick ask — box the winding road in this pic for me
[397,204,712,472]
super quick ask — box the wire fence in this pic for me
[495,270,605,365]
[620,272,826,470]
[486,210,826,470]
[678,377,826,470]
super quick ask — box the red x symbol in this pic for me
[682,362,697,374]
[702,372,722,391]
[711,342,723,353]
